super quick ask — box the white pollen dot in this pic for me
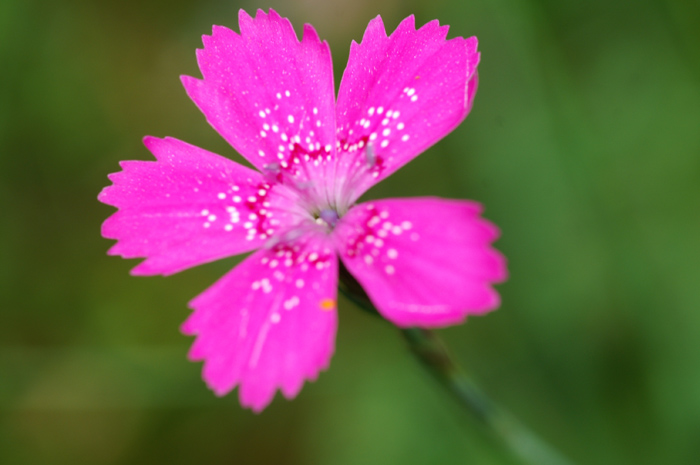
[309,252,319,261]
[201,209,209,216]
[258,150,265,157]
[392,226,403,235]
[378,229,388,238]
[388,248,398,259]
[296,279,304,288]
[276,93,282,99]
[377,106,384,114]
[402,134,410,142]
[401,221,413,230]
[260,130,267,137]
[207,214,216,222]
[316,120,321,127]
[258,189,267,196]
[313,107,318,114]
[379,211,389,219]
[382,128,391,136]
[381,140,389,148]
[397,122,405,130]
[233,196,241,203]
[248,213,257,220]
[225,224,233,231]
[382,118,389,125]
[281,133,288,141]
[369,133,377,141]
[393,111,400,119]
[288,115,294,123]
[324,144,332,152]
[244,222,253,229]
[272,125,279,132]
[364,255,374,265]
[248,196,256,202]
[407,88,415,96]
[270,259,279,268]
[218,192,226,199]
[368,107,375,115]
[271,313,281,323]
[233,186,240,191]
[259,110,266,118]
[285,90,290,97]
[411,95,418,102]
[263,123,270,131]
[203,222,210,228]
[385,265,395,275]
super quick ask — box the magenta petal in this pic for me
[183,233,338,412]
[182,9,337,175]
[99,136,287,276]
[336,16,480,193]
[335,198,506,327]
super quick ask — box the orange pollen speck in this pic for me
[319,298,336,311]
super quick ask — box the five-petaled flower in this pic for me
[99,9,507,412]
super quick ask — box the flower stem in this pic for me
[338,263,575,465]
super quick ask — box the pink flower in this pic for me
[99,9,506,412]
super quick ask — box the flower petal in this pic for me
[335,198,506,327]
[181,8,337,186]
[99,136,295,276]
[182,233,338,412]
[335,16,479,199]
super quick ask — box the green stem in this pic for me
[338,263,574,465]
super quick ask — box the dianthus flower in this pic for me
[99,9,506,411]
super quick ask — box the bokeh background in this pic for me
[1,0,699,463]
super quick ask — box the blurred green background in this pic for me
[1,0,699,463]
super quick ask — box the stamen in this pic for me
[365,143,376,168]
[319,209,340,228]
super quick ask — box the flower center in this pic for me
[314,208,340,230]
